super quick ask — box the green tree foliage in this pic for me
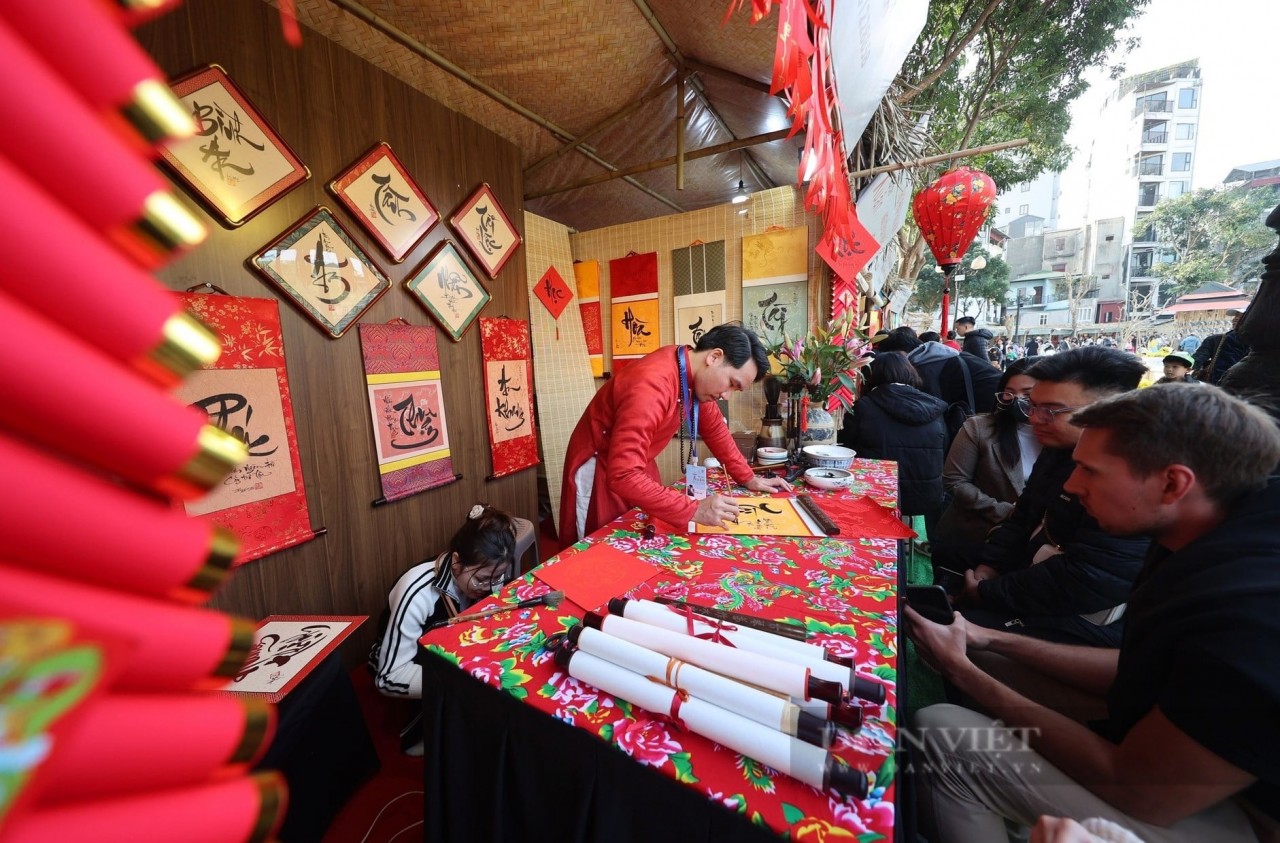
[898,0,1147,187]
[1146,186,1275,293]
[913,244,1010,315]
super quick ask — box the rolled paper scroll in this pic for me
[0,290,246,500]
[0,21,205,267]
[568,625,834,748]
[0,0,197,148]
[555,645,868,799]
[583,612,842,704]
[35,694,275,803]
[0,431,237,602]
[0,565,255,692]
[1,771,287,843]
[0,154,220,385]
[612,597,886,706]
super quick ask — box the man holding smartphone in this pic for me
[907,385,1280,842]
[936,347,1149,647]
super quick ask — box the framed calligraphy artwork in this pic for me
[405,241,490,342]
[160,64,309,227]
[222,615,366,703]
[329,142,439,263]
[479,317,540,479]
[672,240,726,349]
[177,293,318,565]
[359,322,458,502]
[449,183,522,279]
[249,207,391,339]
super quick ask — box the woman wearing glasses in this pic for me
[370,503,516,704]
[935,358,1041,550]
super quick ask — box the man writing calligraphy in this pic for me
[559,323,789,542]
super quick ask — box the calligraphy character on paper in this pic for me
[305,231,352,309]
[381,391,440,450]
[492,364,527,433]
[370,173,417,226]
[621,306,652,347]
[473,205,503,256]
[191,99,265,185]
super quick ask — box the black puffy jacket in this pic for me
[907,342,1002,415]
[962,328,994,360]
[840,384,948,516]
[976,447,1148,617]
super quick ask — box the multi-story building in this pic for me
[990,170,1061,239]
[1072,59,1203,315]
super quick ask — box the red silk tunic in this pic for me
[558,346,755,543]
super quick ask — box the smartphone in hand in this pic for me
[905,584,956,625]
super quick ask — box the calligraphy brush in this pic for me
[433,591,565,628]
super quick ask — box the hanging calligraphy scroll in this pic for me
[609,251,660,373]
[176,293,316,565]
[358,322,457,503]
[742,226,809,351]
[532,265,573,340]
[479,317,540,479]
[573,260,605,377]
[329,142,439,263]
[672,240,726,348]
[450,183,522,278]
[249,207,392,338]
[160,64,309,227]
[405,241,491,342]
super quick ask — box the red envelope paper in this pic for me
[534,544,660,613]
[819,494,917,539]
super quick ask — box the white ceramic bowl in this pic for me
[756,447,788,464]
[802,445,856,470]
[803,467,854,491]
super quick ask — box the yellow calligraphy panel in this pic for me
[611,298,660,359]
[695,496,820,537]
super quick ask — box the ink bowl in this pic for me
[756,447,788,465]
[803,468,854,491]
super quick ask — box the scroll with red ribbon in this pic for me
[573,260,605,377]
[608,251,659,373]
[479,317,539,479]
[177,293,316,566]
[358,322,457,503]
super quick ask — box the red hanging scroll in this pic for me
[479,317,540,479]
[609,251,660,374]
[177,293,316,565]
[574,260,605,377]
[358,322,458,503]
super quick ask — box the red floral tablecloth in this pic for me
[420,458,901,841]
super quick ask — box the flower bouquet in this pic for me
[769,312,873,416]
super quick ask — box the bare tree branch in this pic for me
[898,0,1004,105]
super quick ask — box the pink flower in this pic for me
[613,718,682,766]
[809,367,822,385]
[810,632,859,660]
[512,580,549,601]
[461,656,503,687]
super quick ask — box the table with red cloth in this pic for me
[418,459,905,842]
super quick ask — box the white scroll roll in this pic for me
[623,598,832,663]
[591,612,814,700]
[618,598,855,693]
[564,647,831,791]
[575,626,803,737]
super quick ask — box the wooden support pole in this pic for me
[525,129,790,200]
[846,138,1030,181]
[676,75,686,191]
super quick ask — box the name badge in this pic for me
[685,464,708,500]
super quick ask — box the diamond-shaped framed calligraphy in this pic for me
[248,207,392,339]
[160,64,310,227]
[404,241,491,342]
[328,142,439,263]
[449,183,522,278]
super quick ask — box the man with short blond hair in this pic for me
[909,384,1280,843]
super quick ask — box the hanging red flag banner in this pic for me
[479,317,540,479]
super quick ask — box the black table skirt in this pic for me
[420,650,778,843]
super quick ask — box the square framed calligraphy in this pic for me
[249,207,392,339]
[405,241,491,342]
[221,615,366,703]
[160,64,310,227]
[328,142,439,263]
[449,182,522,279]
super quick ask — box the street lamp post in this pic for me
[1012,293,1025,348]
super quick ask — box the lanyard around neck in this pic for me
[678,347,698,465]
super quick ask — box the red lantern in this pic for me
[912,166,997,331]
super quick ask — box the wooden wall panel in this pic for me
[135,0,536,659]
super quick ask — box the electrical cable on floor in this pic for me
[387,820,425,843]
[358,791,423,843]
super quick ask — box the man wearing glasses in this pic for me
[936,347,1148,647]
